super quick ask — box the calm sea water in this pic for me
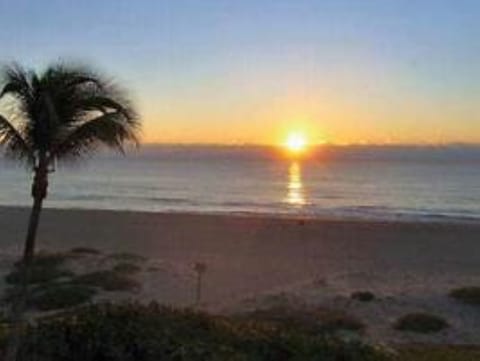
[1,145,480,222]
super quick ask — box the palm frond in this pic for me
[0,61,140,163]
[52,111,139,160]
[0,114,33,162]
[0,65,35,111]
[41,63,106,97]
[73,96,132,119]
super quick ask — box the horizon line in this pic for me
[140,142,480,148]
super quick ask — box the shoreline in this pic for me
[3,204,480,227]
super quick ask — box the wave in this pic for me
[54,194,195,205]
[305,206,480,224]
[3,146,480,225]
[45,193,480,224]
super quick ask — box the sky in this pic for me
[0,0,479,145]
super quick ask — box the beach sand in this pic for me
[0,206,479,344]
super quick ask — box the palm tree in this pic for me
[0,62,140,265]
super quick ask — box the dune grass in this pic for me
[240,305,365,334]
[112,262,142,274]
[69,247,102,255]
[5,267,73,285]
[3,251,141,313]
[394,313,449,334]
[351,291,376,302]
[105,252,146,263]
[27,284,97,311]
[3,252,82,312]
[5,252,74,285]
[3,282,97,312]
[449,287,480,306]
[397,345,480,361]
[12,302,388,361]
[13,252,70,269]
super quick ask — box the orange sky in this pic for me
[4,1,478,146]
[139,90,480,146]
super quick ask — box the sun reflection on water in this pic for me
[286,162,305,206]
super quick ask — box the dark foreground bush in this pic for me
[28,284,97,311]
[6,252,74,285]
[69,247,102,255]
[112,262,142,274]
[351,291,375,302]
[394,313,449,334]
[397,345,480,361]
[3,284,97,311]
[17,252,69,268]
[106,252,146,263]
[449,287,480,306]
[13,303,389,361]
[5,267,73,285]
[242,305,365,334]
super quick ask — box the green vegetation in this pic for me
[112,262,142,274]
[3,251,142,314]
[393,313,449,333]
[106,252,147,263]
[6,252,73,285]
[3,286,27,306]
[396,345,480,361]
[14,252,69,269]
[3,283,96,312]
[27,284,97,311]
[2,250,144,313]
[69,247,102,255]
[74,270,140,291]
[14,303,389,361]
[5,267,73,285]
[449,287,480,306]
[240,305,365,333]
[351,291,376,302]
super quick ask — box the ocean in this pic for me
[1,145,480,223]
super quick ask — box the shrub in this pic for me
[449,287,480,306]
[314,308,365,332]
[69,247,101,255]
[106,252,146,263]
[15,303,390,361]
[74,270,140,291]
[241,305,365,334]
[14,252,70,268]
[2,286,27,307]
[28,284,97,311]
[394,313,449,333]
[397,345,480,361]
[6,252,74,286]
[3,283,97,312]
[351,291,375,302]
[112,262,142,274]
[5,267,74,285]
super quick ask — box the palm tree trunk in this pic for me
[4,166,48,361]
[23,164,48,264]
[23,195,44,264]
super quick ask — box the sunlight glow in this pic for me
[285,132,307,154]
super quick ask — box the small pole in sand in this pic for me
[194,262,207,306]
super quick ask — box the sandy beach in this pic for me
[0,206,479,344]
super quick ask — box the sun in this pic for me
[285,132,307,154]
